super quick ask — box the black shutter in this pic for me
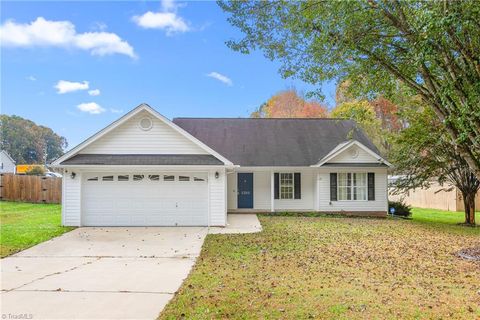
[368,172,375,201]
[294,173,301,199]
[274,173,279,199]
[330,173,337,201]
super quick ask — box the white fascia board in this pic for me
[233,166,317,172]
[58,165,231,171]
[52,104,151,165]
[52,103,233,166]
[312,140,392,167]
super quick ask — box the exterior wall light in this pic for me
[71,172,76,179]
[215,172,219,179]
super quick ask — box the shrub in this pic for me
[25,166,45,176]
[388,201,412,217]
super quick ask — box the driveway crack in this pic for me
[3,257,102,292]
[12,289,175,294]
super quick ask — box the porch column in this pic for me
[270,171,275,212]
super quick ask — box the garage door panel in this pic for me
[82,173,209,226]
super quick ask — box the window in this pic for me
[118,175,129,181]
[353,173,367,200]
[87,176,98,181]
[133,174,144,181]
[179,176,190,181]
[280,173,294,199]
[148,175,160,181]
[194,176,205,182]
[163,175,175,181]
[102,175,114,181]
[338,173,367,201]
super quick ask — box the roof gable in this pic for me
[52,104,233,166]
[0,150,15,164]
[81,110,207,155]
[313,140,392,167]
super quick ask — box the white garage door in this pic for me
[82,172,208,226]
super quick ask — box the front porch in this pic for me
[226,167,389,215]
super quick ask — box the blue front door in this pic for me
[237,173,253,209]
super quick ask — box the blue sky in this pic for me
[1,1,336,149]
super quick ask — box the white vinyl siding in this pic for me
[63,173,82,226]
[253,172,271,210]
[81,111,207,154]
[0,152,16,174]
[227,173,237,210]
[209,169,227,226]
[328,145,378,163]
[318,168,388,212]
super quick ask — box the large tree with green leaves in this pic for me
[391,103,479,226]
[219,0,480,179]
[0,115,67,164]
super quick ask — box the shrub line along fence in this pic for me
[0,173,62,204]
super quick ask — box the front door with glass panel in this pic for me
[237,173,253,209]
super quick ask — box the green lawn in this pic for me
[0,201,74,258]
[411,207,478,225]
[160,209,480,319]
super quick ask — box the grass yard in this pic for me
[0,201,74,257]
[411,207,478,225]
[160,209,480,319]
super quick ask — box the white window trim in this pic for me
[337,172,368,202]
[279,172,295,200]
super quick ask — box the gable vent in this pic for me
[139,117,153,131]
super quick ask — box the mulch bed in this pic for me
[456,246,480,261]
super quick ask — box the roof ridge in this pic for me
[173,117,350,121]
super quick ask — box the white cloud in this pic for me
[110,108,123,114]
[132,0,190,35]
[133,12,189,35]
[88,89,101,96]
[26,75,36,81]
[0,17,136,58]
[206,72,233,86]
[54,80,89,94]
[77,102,105,114]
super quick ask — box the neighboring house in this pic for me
[52,104,391,227]
[0,150,16,174]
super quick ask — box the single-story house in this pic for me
[52,103,391,227]
[0,150,16,174]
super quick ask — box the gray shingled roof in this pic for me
[173,118,380,166]
[60,154,223,166]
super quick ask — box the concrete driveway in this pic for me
[1,214,261,319]
[1,227,208,319]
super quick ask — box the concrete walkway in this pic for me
[1,214,261,319]
[209,214,262,234]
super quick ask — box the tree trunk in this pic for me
[463,192,476,226]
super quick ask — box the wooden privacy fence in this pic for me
[389,181,480,212]
[0,173,62,204]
